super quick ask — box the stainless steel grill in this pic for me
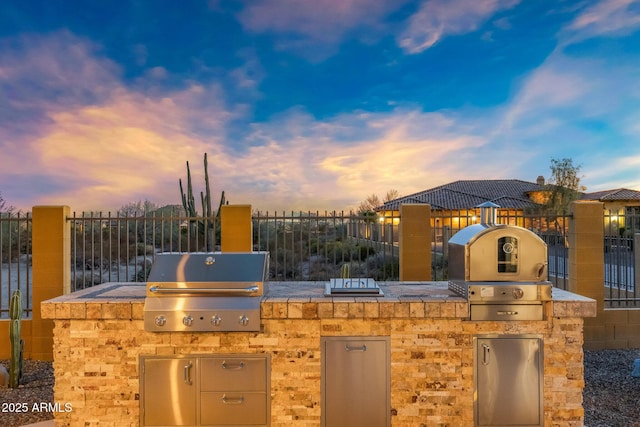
[448,202,552,321]
[143,252,269,332]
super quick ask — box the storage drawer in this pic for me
[201,357,267,392]
[201,392,268,425]
[470,304,543,321]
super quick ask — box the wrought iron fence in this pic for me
[4,207,637,314]
[69,209,220,290]
[253,211,399,281]
[604,210,638,308]
[68,210,401,291]
[0,212,32,319]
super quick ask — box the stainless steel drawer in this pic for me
[200,357,267,392]
[201,392,268,425]
[470,304,543,321]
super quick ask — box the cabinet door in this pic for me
[142,357,197,426]
[322,337,390,427]
[475,337,543,427]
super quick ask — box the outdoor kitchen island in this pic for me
[41,280,595,427]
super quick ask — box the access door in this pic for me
[475,335,543,427]
[321,336,390,427]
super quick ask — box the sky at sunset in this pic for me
[1,0,640,213]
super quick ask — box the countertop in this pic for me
[41,281,597,320]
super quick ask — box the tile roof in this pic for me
[582,188,640,201]
[378,179,544,211]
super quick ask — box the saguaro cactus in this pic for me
[9,289,24,389]
[179,153,227,249]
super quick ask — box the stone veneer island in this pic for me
[42,281,596,427]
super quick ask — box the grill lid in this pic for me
[146,252,269,296]
[147,252,268,283]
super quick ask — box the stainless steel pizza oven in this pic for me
[448,202,552,320]
[144,252,269,332]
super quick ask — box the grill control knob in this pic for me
[154,315,166,327]
[183,315,194,327]
[239,315,250,327]
[512,288,525,299]
[210,315,222,326]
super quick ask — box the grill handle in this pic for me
[148,285,260,295]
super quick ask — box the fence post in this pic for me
[399,204,431,281]
[568,201,604,350]
[31,206,70,360]
[221,205,253,252]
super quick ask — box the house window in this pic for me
[625,206,640,233]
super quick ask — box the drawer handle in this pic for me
[222,361,245,370]
[345,344,367,352]
[221,394,245,405]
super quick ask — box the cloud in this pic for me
[220,108,491,211]
[398,0,520,54]
[0,31,236,211]
[0,30,120,109]
[567,0,640,39]
[19,88,228,210]
[0,29,491,213]
[488,32,640,193]
[0,28,565,212]
[237,0,405,60]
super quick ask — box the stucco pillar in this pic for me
[31,205,70,360]
[568,201,604,349]
[220,205,253,252]
[399,204,431,281]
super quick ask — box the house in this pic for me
[376,177,547,221]
[374,178,549,243]
[581,188,640,236]
[375,179,640,240]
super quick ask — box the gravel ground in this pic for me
[1,349,639,427]
[584,349,640,427]
[0,360,54,427]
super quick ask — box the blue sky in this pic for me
[1,0,639,212]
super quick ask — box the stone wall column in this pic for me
[399,204,431,281]
[568,201,604,350]
[220,204,253,252]
[31,205,70,360]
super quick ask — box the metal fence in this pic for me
[0,212,32,319]
[604,210,638,308]
[2,208,638,317]
[68,210,401,291]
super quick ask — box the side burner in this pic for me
[324,278,383,296]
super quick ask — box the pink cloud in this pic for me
[568,0,640,36]
[398,0,520,53]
